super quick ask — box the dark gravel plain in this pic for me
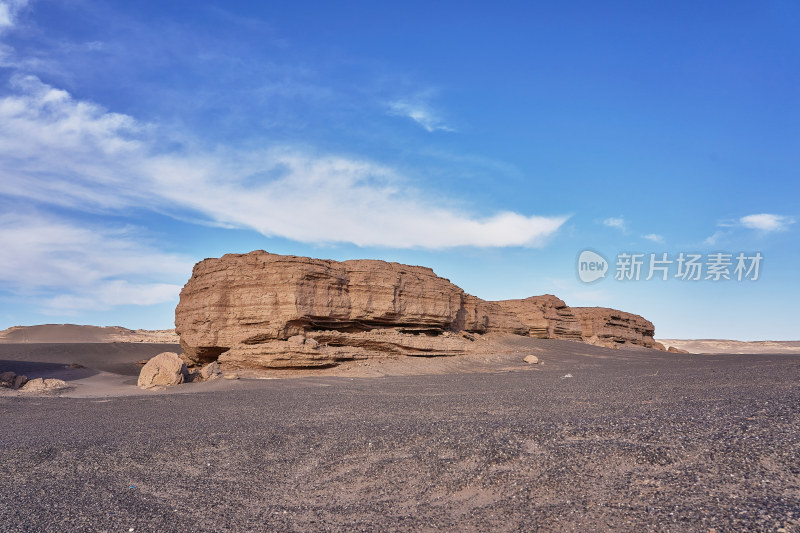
[1,340,799,532]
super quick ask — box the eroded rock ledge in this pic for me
[175,251,661,371]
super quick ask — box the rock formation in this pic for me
[495,295,583,340]
[571,307,657,349]
[175,250,661,372]
[175,251,528,370]
[494,297,658,349]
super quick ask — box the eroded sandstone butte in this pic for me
[175,251,660,371]
[572,307,658,349]
[494,296,659,349]
[175,251,527,370]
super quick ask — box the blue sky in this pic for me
[0,0,797,340]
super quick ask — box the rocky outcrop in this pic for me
[571,307,657,349]
[137,352,188,389]
[495,295,583,340]
[175,251,661,371]
[494,297,657,349]
[175,251,528,369]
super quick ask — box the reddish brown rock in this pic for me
[495,295,583,340]
[571,307,657,349]
[175,251,661,371]
[175,251,527,369]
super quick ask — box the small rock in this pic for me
[223,373,240,380]
[199,361,222,381]
[523,355,539,364]
[305,338,320,349]
[0,371,15,387]
[179,353,195,368]
[20,378,68,393]
[13,374,27,389]
[287,335,306,346]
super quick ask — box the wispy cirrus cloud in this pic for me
[388,98,454,133]
[0,75,566,249]
[0,212,191,312]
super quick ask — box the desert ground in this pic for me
[1,337,799,532]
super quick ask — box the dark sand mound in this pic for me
[0,324,131,343]
[0,324,178,344]
[0,340,798,531]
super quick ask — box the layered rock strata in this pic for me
[495,295,583,340]
[175,251,527,369]
[571,307,657,349]
[175,251,661,371]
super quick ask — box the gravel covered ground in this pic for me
[1,340,799,532]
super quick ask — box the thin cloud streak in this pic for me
[388,99,454,133]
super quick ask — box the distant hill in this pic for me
[658,339,800,354]
[0,324,178,344]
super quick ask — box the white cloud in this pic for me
[0,76,567,248]
[643,233,664,243]
[0,212,191,312]
[739,213,795,232]
[603,217,626,230]
[0,0,28,31]
[388,99,454,133]
[46,281,183,312]
[703,230,726,246]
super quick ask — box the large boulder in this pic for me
[137,352,188,389]
[175,251,528,369]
